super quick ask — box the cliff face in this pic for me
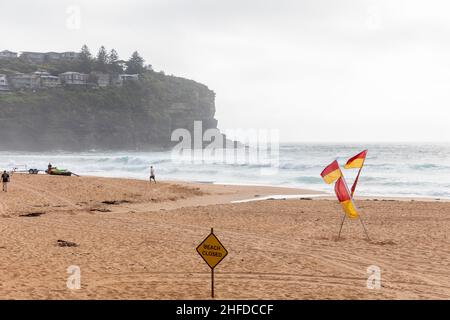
[0,72,218,151]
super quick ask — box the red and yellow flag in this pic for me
[320,160,342,184]
[344,150,367,169]
[334,177,359,219]
[344,149,368,196]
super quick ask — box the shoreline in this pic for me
[10,172,450,202]
[113,177,450,202]
[9,172,450,203]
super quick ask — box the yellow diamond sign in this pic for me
[196,231,228,269]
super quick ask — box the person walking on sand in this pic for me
[2,170,10,192]
[149,166,156,184]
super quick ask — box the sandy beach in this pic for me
[0,174,449,299]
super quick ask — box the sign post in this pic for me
[196,228,228,298]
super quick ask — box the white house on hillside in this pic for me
[0,74,10,91]
[59,72,88,85]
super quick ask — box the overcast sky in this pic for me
[1,0,449,142]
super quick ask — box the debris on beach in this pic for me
[20,212,46,217]
[89,208,112,213]
[370,239,397,246]
[102,200,130,205]
[56,240,78,247]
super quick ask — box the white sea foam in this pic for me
[0,143,449,199]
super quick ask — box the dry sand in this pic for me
[0,174,449,299]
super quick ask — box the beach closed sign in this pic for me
[196,230,228,269]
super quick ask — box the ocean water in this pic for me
[0,143,449,199]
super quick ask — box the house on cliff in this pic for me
[60,51,80,60]
[114,74,139,86]
[0,50,18,59]
[20,51,81,63]
[45,52,62,61]
[35,71,60,88]
[20,52,47,64]
[0,74,10,92]
[9,73,41,89]
[9,71,61,89]
[59,72,88,85]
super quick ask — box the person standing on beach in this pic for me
[149,166,156,184]
[2,170,10,192]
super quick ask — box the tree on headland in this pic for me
[107,49,123,74]
[78,44,93,73]
[125,51,145,74]
[0,45,155,77]
[96,45,108,72]
[108,49,118,64]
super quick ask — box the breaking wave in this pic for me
[0,143,449,198]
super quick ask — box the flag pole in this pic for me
[336,167,347,240]
[351,167,362,197]
[341,170,370,241]
[211,268,214,298]
[337,213,346,240]
[353,194,371,241]
[351,153,367,197]
[211,227,214,298]
[358,215,371,241]
[351,154,371,241]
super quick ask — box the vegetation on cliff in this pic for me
[0,45,147,76]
